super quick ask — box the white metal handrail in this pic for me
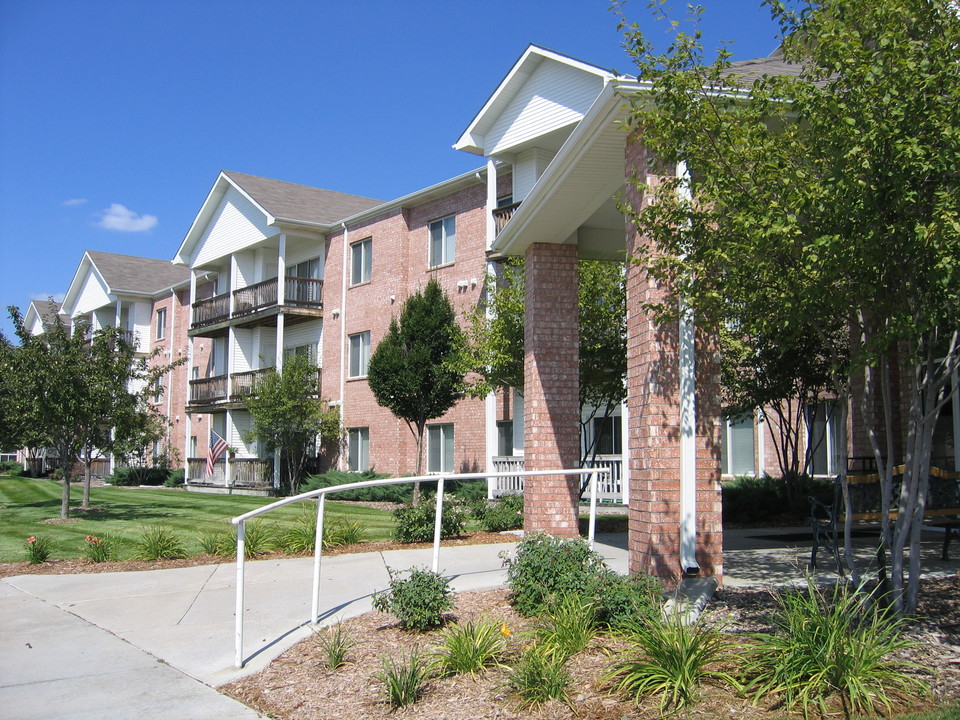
[230,466,608,668]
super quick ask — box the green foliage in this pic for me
[378,648,429,708]
[449,479,487,504]
[372,566,454,631]
[0,460,22,475]
[531,594,597,662]
[197,531,232,556]
[23,534,53,564]
[107,466,170,486]
[367,278,465,476]
[235,520,275,559]
[722,473,833,526]
[323,517,366,548]
[392,498,466,543]
[590,571,664,631]
[314,623,354,670]
[501,533,608,617]
[243,353,341,495]
[607,612,739,713]
[164,469,185,487]
[301,469,403,502]
[82,534,116,563]
[506,646,571,710]
[742,582,928,717]
[132,525,187,560]
[475,492,523,532]
[430,617,508,677]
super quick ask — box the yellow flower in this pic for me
[500,623,511,637]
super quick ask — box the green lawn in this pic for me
[0,475,396,562]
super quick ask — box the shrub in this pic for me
[607,612,739,712]
[378,648,429,708]
[0,460,23,475]
[478,493,524,532]
[501,533,608,616]
[722,473,833,525]
[372,566,454,631]
[24,534,54,564]
[590,570,664,630]
[506,646,571,710]
[392,498,466,543]
[276,507,318,554]
[164,469,185,487]
[300,470,402,502]
[431,618,508,677]
[82,535,116,563]
[132,525,187,560]
[742,581,927,716]
[108,466,170,486]
[449,478,487,504]
[314,623,354,670]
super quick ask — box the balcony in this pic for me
[490,455,627,504]
[186,457,273,494]
[188,374,227,410]
[493,201,521,236]
[190,276,324,335]
[188,366,322,410]
[229,368,271,400]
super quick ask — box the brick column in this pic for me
[625,138,723,585]
[523,242,580,536]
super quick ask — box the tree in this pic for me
[464,258,627,465]
[244,352,340,496]
[618,0,960,613]
[367,279,465,501]
[1,307,172,519]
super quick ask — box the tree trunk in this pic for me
[82,460,91,509]
[59,458,71,520]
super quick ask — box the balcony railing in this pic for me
[493,201,522,235]
[188,457,225,485]
[234,277,278,316]
[231,458,274,488]
[285,276,323,307]
[490,455,626,503]
[189,374,228,404]
[193,292,230,327]
[230,368,271,399]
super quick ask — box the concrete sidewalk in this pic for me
[1,529,956,720]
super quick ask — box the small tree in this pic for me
[244,353,340,495]
[367,279,465,502]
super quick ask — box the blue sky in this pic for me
[0,0,781,339]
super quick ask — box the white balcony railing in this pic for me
[491,455,626,503]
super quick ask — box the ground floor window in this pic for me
[497,421,513,456]
[428,423,454,473]
[721,415,756,476]
[347,428,369,472]
[807,402,845,476]
[591,415,622,455]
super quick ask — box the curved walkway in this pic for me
[2,529,956,719]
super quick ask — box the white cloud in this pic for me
[63,198,87,207]
[96,203,158,232]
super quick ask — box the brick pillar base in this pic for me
[523,243,580,537]
[625,138,723,586]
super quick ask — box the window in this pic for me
[349,331,371,377]
[155,307,166,340]
[348,428,370,472]
[284,344,316,365]
[429,216,456,267]
[807,402,845,476]
[292,257,320,279]
[152,374,164,403]
[189,435,198,458]
[721,415,756,476]
[428,423,454,473]
[351,238,372,285]
[591,416,622,455]
[497,421,514,457]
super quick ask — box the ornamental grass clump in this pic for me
[430,617,508,677]
[24,535,53,564]
[378,647,429,708]
[742,581,928,717]
[506,645,571,710]
[532,593,597,662]
[606,611,739,713]
[132,525,187,560]
[372,566,453,631]
[82,535,115,563]
[314,622,354,670]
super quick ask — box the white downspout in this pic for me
[338,222,349,470]
[677,160,699,575]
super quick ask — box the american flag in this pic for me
[206,430,229,477]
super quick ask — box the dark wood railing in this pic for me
[189,374,228,403]
[493,201,522,235]
[193,292,230,327]
[230,368,272,399]
[233,277,278,315]
[285,276,323,307]
[231,458,274,488]
[188,457,225,485]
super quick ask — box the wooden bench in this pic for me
[809,466,960,573]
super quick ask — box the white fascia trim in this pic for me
[60,251,102,316]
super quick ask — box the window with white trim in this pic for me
[347,428,370,472]
[427,423,454,473]
[350,238,372,285]
[807,402,845,476]
[155,307,167,340]
[721,415,756,476]
[429,216,455,267]
[349,331,371,378]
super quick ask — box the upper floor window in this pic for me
[351,238,372,285]
[155,307,167,340]
[292,257,320,279]
[429,216,456,267]
[284,344,316,365]
[349,331,371,378]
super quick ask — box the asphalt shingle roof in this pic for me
[222,171,384,226]
[86,251,190,295]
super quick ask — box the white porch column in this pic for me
[225,409,234,488]
[620,398,630,504]
[486,159,497,251]
[277,233,287,306]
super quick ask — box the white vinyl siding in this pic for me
[194,186,279,267]
[347,428,369,472]
[487,61,604,155]
[428,424,454,473]
[429,216,455,267]
[73,273,111,316]
[284,320,321,362]
[349,332,370,378]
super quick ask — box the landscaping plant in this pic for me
[23,534,53,564]
[82,535,115,563]
[372,566,453,631]
[476,492,523,532]
[132,525,187,560]
[314,622,354,670]
[742,581,927,717]
[506,645,571,710]
[430,617,508,677]
[392,498,465,543]
[531,593,597,662]
[378,647,429,708]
